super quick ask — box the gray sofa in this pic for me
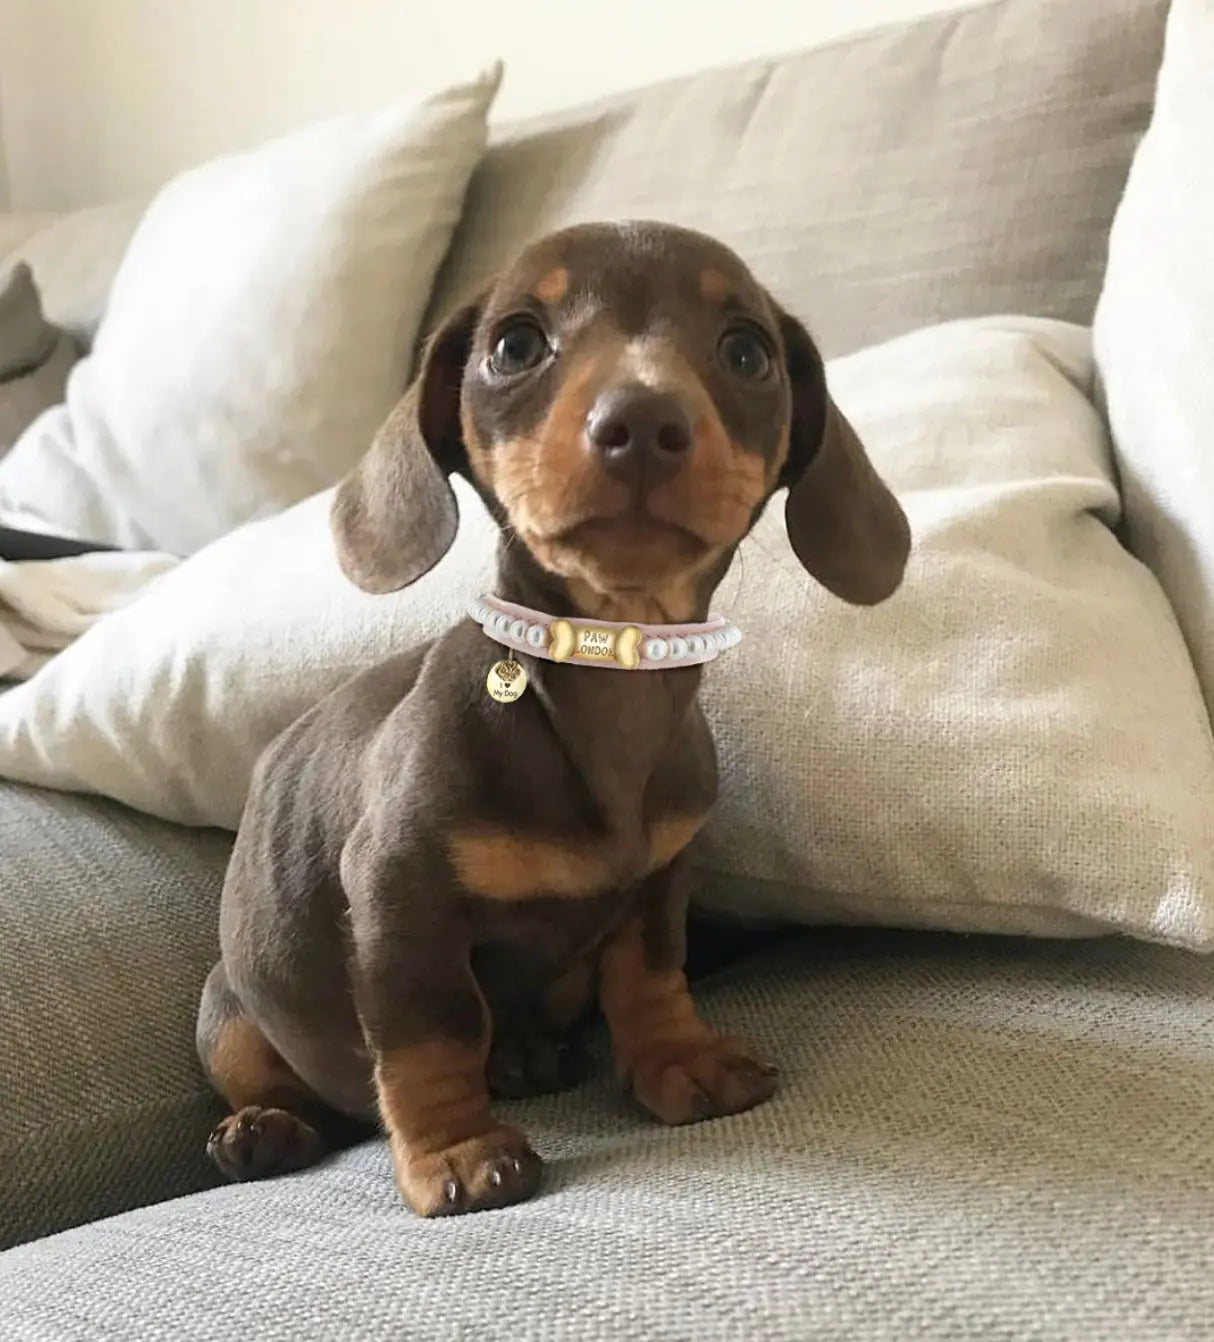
[5,1,1211,1337]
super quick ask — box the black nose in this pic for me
[585,386,693,485]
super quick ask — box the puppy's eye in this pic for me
[718,325,773,381]
[489,319,550,376]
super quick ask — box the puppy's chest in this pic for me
[448,708,717,904]
[449,809,706,904]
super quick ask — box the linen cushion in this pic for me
[0,68,501,552]
[0,263,79,455]
[0,317,1210,947]
[428,0,1167,360]
[1094,0,1214,711]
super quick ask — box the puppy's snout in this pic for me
[585,386,692,486]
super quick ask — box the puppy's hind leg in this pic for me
[197,961,370,1182]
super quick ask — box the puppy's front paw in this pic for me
[207,1105,324,1181]
[630,1035,777,1126]
[395,1124,542,1217]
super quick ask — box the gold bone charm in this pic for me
[549,620,643,670]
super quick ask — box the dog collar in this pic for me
[468,595,741,671]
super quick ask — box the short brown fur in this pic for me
[449,829,614,900]
[533,266,569,305]
[450,811,709,901]
[207,1016,300,1113]
[198,221,910,1217]
[699,268,731,302]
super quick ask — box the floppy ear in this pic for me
[776,308,911,606]
[331,300,480,594]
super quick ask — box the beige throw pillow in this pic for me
[1094,0,1214,712]
[0,318,1210,948]
[0,68,501,552]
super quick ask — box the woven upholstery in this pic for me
[0,782,231,1248]
[4,930,1214,1339]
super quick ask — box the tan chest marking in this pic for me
[451,832,612,901]
[450,812,709,901]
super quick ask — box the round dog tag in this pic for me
[486,658,528,704]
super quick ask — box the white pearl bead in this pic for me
[668,636,688,660]
[494,613,511,636]
[526,623,547,648]
[686,635,705,656]
[645,638,669,662]
[509,619,528,642]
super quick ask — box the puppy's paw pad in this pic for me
[206,1105,323,1182]
[632,1036,777,1126]
[399,1125,542,1217]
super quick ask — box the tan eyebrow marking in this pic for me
[699,268,731,302]
[533,267,569,304]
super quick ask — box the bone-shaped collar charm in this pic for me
[548,619,643,669]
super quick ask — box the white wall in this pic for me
[1,0,976,211]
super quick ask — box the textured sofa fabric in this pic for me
[0,201,147,345]
[0,783,232,1248]
[428,0,1168,360]
[4,930,1214,1340]
[0,263,79,455]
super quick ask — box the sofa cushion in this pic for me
[0,783,231,1249]
[0,214,63,263]
[427,0,1167,360]
[3,930,1214,1338]
[1094,0,1214,714]
[1,316,1211,949]
[0,68,501,553]
[0,263,79,456]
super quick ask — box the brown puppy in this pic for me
[196,221,910,1217]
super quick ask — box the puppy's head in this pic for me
[333,222,910,616]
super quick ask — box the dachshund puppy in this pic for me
[196,221,910,1216]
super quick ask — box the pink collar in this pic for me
[467,595,741,670]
